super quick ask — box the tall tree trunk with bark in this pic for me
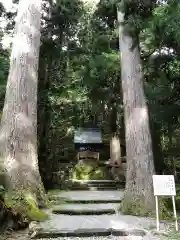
[117,8,155,215]
[0,0,46,209]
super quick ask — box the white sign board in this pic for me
[152,175,178,232]
[153,175,176,196]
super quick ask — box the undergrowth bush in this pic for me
[72,163,105,180]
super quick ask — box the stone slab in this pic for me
[54,190,124,202]
[52,203,119,211]
[31,237,162,240]
[28,212,167,232]
[29,213,168,239]
[30,228,146,239]
[68,180,119,183]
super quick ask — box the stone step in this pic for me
[87,186,120,190]
[68,180,124,185]
[67,186,121,191]
[52,208,116,215]
[29,214,153,239]
[50,190,124,204]
[30,237,149,240]
[52,199,123,204]
[64,180,125,191]
[52,203,119,215]
[30,228,146,238]
[86,184,124,189]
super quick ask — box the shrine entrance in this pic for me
[74,127,102,163]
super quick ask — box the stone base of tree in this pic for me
[3,190,49,225]
[120,196,172,219]
[0,199,28,232]
[120,196,156,217]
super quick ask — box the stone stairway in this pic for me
[29,180,167,239]
[66,179,125,191]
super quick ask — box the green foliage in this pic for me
[37,0,180,189]
[4,191,49,222]
[2,0,180,219]
[167,230,180,240]
[72,163,105,180]
[47,190,69,206]
[151,0,180,50]
[96,0,156,39]
[0,185,5,199]
[0,2,5,17]
[0,36,9,109]
[120,196,155,217]
[120,196,173,219]
[56,0,84,29]
[24,192,49,221]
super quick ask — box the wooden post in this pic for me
[155,196,160,231]
[77,152,79,161]
[172,196,178,231]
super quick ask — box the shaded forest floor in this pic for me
[1,182,180,240]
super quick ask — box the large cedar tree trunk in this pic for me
[118,9,155,215]
[0,0,45,204]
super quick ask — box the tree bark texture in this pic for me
[0,0,44,200]
[118,9,155,214]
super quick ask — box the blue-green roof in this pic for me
[74,128,102,144]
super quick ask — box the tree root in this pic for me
[0,199,28,232]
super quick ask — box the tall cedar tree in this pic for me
[0,0,45,205]
[118,0,155,215]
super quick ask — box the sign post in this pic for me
[152,175,178,231]
[155,195,159,231]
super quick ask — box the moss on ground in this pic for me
[120,197,154,217]
[24,192,49,221]
[120,195,173,219]
[4,190,49,222]
[72,163,105,180]
[0,235,5,240]
[48,197,69,206]
[167,230,180,239]
[119,183,180,220]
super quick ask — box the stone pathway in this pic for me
[52,203,119,211]
[29,180,170,239]
[29,212,168,239]
[51,190,123,202]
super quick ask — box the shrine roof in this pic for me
[74,127,102,144]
